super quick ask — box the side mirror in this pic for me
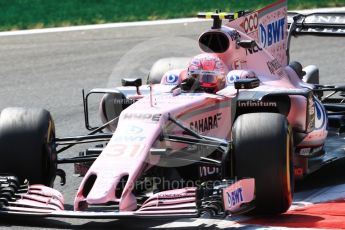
[234,78,260,90]
[121,78,142,95]
[237,40,256,49]
[121,78,143,95]
[121,78,142,87]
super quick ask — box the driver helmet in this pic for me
[187,54,227,93]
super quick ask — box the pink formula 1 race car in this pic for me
[1,0,345,219]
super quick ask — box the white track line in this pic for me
[0,18,204,37]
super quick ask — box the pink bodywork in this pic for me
[75,93,233,210]
[73,0,326,212]
[0,0,332,219]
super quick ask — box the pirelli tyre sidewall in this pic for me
[0,107,57,186]
[232,112,294,214]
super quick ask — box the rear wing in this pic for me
[287,12,345,36]
[286,12,345,63]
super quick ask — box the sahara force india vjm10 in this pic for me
[0,0,345,219]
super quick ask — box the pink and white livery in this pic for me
[1,0,345,220]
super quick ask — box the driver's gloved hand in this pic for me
[180,77,200,92]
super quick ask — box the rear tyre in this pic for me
[147,57,190,84]
[302,65,319,84]
[0,108,57,186]
[232,113,293,214]
[99,91,131,132]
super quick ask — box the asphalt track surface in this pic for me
[0,20,345,229]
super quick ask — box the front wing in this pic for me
[0,176,255,219]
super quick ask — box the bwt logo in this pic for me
[165,74,179,84]
[226,74,240,84]
[227,187,243,207]
[259,17,285,48]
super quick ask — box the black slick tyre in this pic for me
[232,112,294,214]
[0,107,57,186]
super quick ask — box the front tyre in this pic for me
[0,108,57,186]
[232,113,294,214]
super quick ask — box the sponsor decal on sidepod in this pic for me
[189,113,222,133]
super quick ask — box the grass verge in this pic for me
[0,0,344,31]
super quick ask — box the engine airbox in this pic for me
[199,31,230,53]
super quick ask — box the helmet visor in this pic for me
[200,74,217,83]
